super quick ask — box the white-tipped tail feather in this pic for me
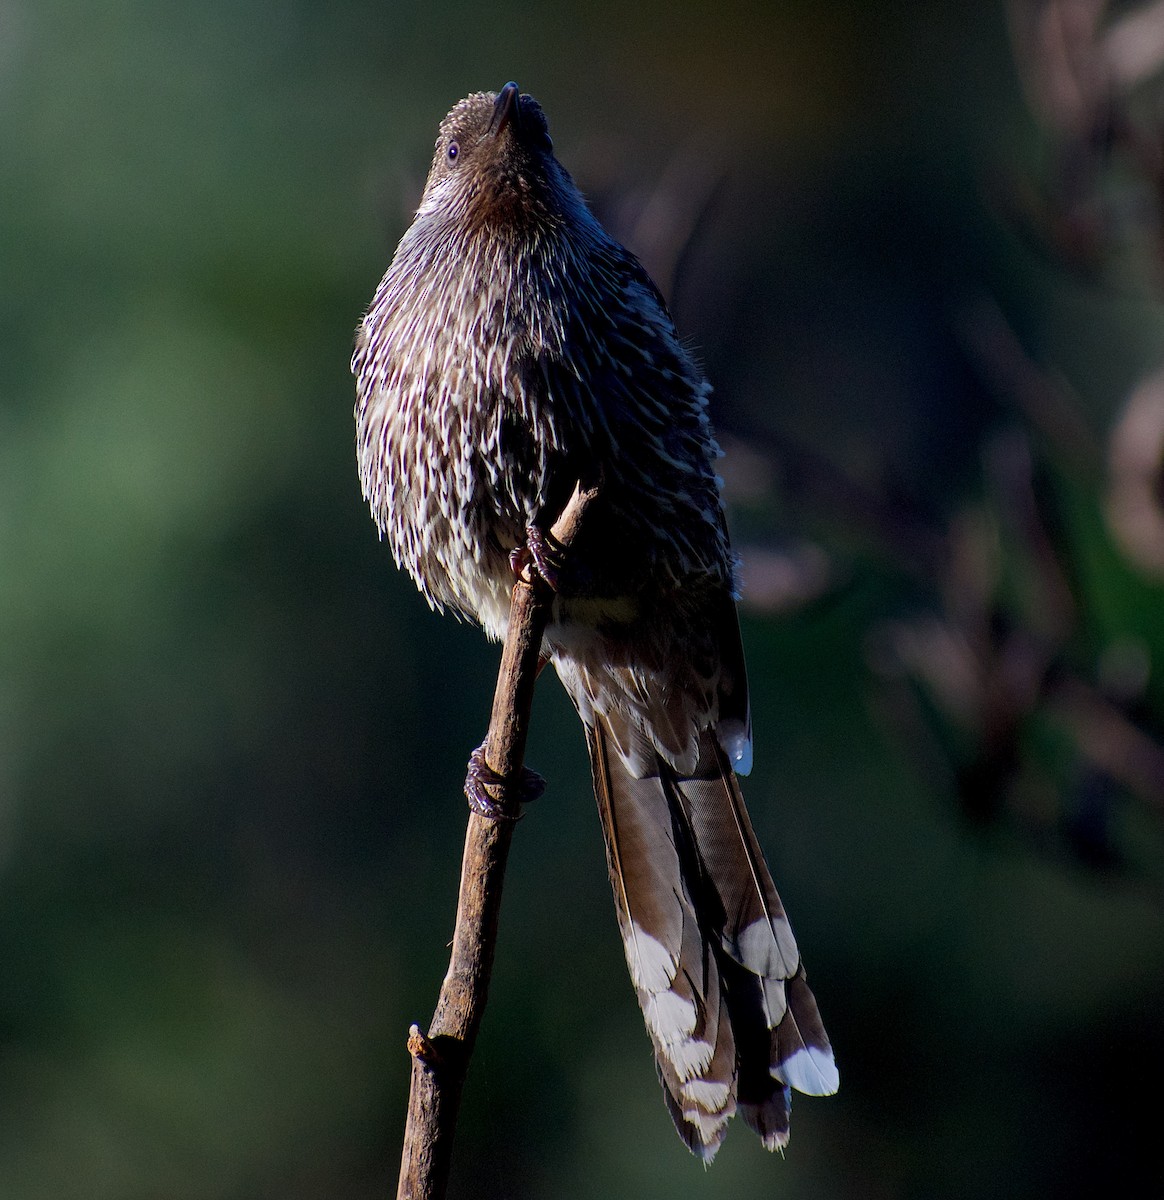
[586,716,837,1159]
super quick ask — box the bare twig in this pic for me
[395,480,600,1200]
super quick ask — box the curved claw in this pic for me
[510,524,565,592]
[464,743,546,821]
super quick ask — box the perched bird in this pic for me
[353,82,838,1158]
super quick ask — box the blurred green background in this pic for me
[3,1,1164,1197]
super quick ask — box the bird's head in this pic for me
[417,83,569,230]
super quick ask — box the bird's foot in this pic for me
[464,743,546,821]
[509,524,566,593]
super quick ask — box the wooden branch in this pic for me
[395,481,600,1200]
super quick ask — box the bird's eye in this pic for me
[446,141,459,163]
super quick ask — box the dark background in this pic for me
[3,2,1164,1197]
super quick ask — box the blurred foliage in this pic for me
[2,1,1164,1197]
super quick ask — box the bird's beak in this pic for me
[490,82,521,138]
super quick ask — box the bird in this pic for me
[352,82,838,1159]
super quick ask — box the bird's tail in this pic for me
[585,714,838,1160]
